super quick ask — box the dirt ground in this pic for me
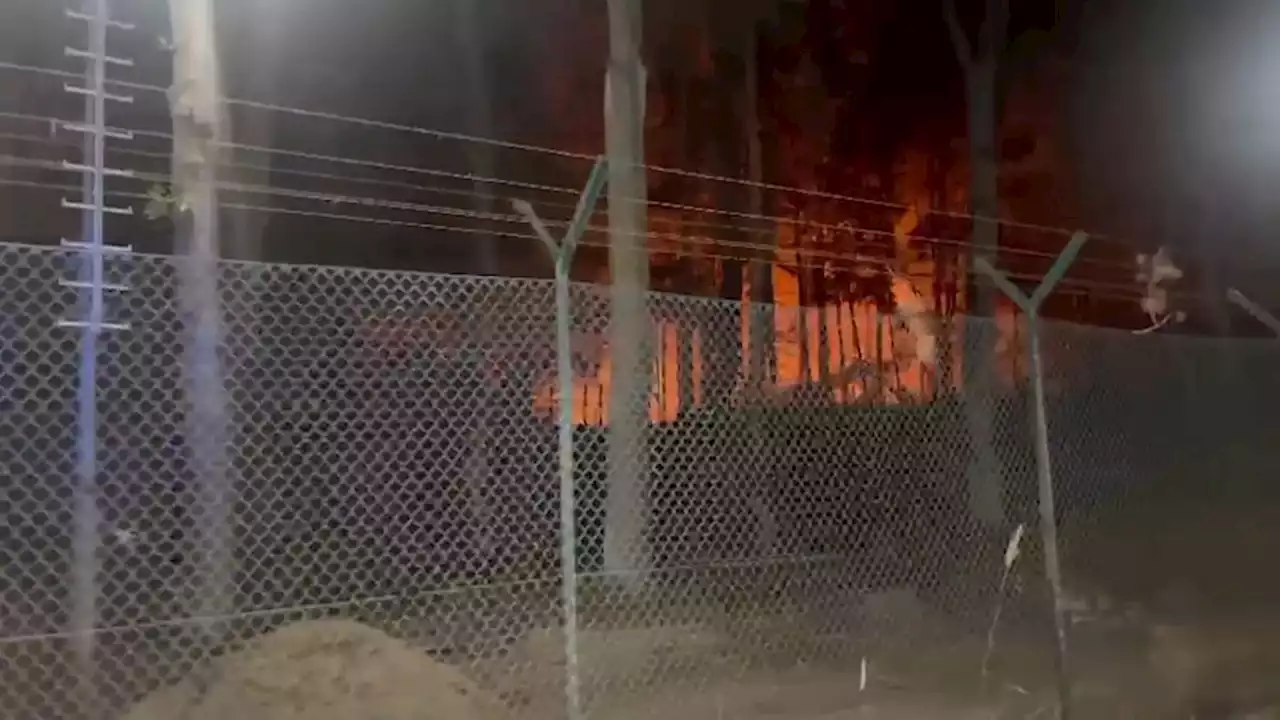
[478,604,1146,720]
[112,584,1280,720]
[113,614,1061,720]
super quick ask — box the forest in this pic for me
[0,0,1273,418]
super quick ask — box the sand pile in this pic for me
[122,619,507,720]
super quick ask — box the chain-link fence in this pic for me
[3,241,1280,720]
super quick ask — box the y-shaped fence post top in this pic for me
[512,155,609,272]
[510,154,608,720]
[1227,287,1280,338]
[972,231,1090,317]
[969,229,1088,720]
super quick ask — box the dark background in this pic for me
[3,0,1280,331]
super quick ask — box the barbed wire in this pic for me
[0,150,1143,297]
[0,124,587,222]
[0,58,1137,247]
[0,110,582,199]
[0,170,1191,307]
[0,45,1174,315]
[0,129,567,207]
[0,141,1156,309]
[0,110,1139,278]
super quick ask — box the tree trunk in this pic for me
[603,0,651,589]
[873,307,885,401]
[960,63,1006,527]
[814,269,831,388]
[968,67,1000,318]
[169,0,233,641]
[716,259,744,399]
[833,300,846,392]
[850,301,863,364]
[797,266,810,384]
[888,319,904,395]
[712,48,745,404]
[931,165,958,400]
[745,26,775,393]
[677,318,695,414]
[945,0,1009,529]
[672,55,699,418]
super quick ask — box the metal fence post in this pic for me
[513,156,608,720]
[973,230,1088,720]
[58,0,136,712]
[1227,288,1280,337]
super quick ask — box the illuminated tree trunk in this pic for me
[603,0,651,589]
[797,266,810,383]
[169,0,233,639]
[672,58,699,417]
[850,302,864,365]
[745,26,775,391]
[873,308,886,399]
[930,169,959,398]
[814,267,831,388]
[676,258,697,414]
[710,46,744,405]
[715,255,744,400]
[945,0,1008,528]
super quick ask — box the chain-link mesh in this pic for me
[2,245,572,720]
[4,241,1280,719]
[1034,323,1280,717]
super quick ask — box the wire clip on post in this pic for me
[972,230,1088,720]
[511,155,608,720]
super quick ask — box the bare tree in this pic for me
[168,0,233,638]
[944,0,1009,528]
[603,0,652,589]
[703,1,777,401]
